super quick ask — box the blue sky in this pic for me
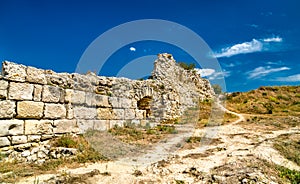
[0,0,300,92]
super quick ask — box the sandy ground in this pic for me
[18,103,300,184]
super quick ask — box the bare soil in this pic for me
[18,100,300,183]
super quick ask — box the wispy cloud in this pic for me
[194,68,230,80]
[213,36,283,58]
[263,37,282,42]
[213,39,262,58]
[274,74,300,82]
[261,12,273,16]
[194,68,215,77]
[246,24,259,28]
[266,60,284,65]
[208,70,231,80]
[246,66,290,79]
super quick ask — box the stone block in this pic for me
[26,66,47,84]
[0,80,8,99]
[17,101,44,118]
[44,103,66,119]
[124,109,135,119]
[109,97,119,108]
[108,97,132,109]
[0,100,16,118]
[33,85,43,101]
[66,103,74,119]
[85,92,95,106]
[0,120,24,136]
[0,137,10,147]
[109,120,124,128]
[94,94,110,107]
[112,109,124,120]
[21,150,31,157]
[53,119,79,134]
[119,98,132,109]
[131,119,141,126]
[2,61,27,82]
[13,143,37,151]
[97,108,113,120]
[24,120,53,135]
[65,89,86,104]
[94,120,109,131]
[27,135,41,142]
[0,90,6,99]
[76,120,94,133]
[8,82,33,100]
[0,80,8,90]
[73,106,97,119]
[41,134,54,141]
[42,85,62,102]
[72,73,93,92]
[11,135,27,145]
[136,110,146,119]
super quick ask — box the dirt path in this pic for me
[19,102,300,183]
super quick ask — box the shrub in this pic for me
[177,62,195,70]
[277,166,300,184]
[52,134,78,148]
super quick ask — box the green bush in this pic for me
[277,166,300,184]
[52,135,78,148]
[177,62,195,71]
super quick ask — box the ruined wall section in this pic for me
[0,61,147,151]
[0,53,214,154]
[111,54,214,121]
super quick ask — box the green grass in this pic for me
[156,125,178,134]
[186,136,202,143]
[108,123,178,144]
[277,166,300,184]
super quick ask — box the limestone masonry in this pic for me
[0,53,214,162]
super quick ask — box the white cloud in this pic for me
[194,68,215,77]
[247,66,290,79]
[263,37,282,42]
[213,39,263,58]
[266,60,284,65]
[213,36,283,58]
[208,70,231,80]
[129,47,136,52]
[227,63,235,67]
[274,74,300,82]
[247,24,259,28]
[194,68,230,80]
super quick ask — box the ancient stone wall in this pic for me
[0,53,214,162]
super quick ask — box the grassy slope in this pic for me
[226,86,300,115]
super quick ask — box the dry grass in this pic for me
[107,123,178,145]
[181,136,222,150]
[226,85,300,115]
[273,133,300,166]
[196,99,239,128]
[239,115,300,131]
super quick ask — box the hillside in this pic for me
[226,85,300,116]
